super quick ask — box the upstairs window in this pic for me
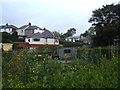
[33,39,40,41]
[21,30,23,33]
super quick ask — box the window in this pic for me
[33,39,40,41]
[64,49,71,53]
[28,39,30,42]
[31,30,33,33]
[55,39,59,42]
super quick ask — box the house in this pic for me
[65,36,80,42]
[0,23,18,34]
[17,22,43,38]
[25,29,59,47]
[80,36,92,45]
[65,35,92,45]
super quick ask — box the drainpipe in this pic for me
[46,38,47,45]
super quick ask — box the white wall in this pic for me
[27,38,46,44]
[0,29,5,32]
[65,38,80,42]
[17,26,29,36]
[34,28,44,33]
[0,28,12,34]
[17,29,25,36]
[54,39,59,45]
[25,38,29,42]
[65,38,72,42]
[47,38,55,44]
[25,38,59,45]
[17,27,43,36]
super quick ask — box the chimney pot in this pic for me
[28,22,31,26]
[6,23,8,26]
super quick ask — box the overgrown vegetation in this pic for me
[2,47,119,88]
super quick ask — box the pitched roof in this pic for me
[19,23,42,30]
[19,25,28,29]
[27,32,44,38]
[0,25,18,29]
[25,25,42,30]
[27,29,55,39]
[42,28,54,38]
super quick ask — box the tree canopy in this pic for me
[2,32,24,43]
[88,3,120,46]
[64,28,76,37]
[52,31,61,39]
[58,28,76,41]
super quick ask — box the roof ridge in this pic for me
[27,32,43,38]
[25,25,43,30]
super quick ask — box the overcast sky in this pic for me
[0,0,119,35]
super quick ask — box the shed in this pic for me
[2,43,13,51]
[57,47,77,59]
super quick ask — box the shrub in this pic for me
[2,47,119,88]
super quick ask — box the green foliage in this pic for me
[89,3,120,26]
[52,31,61,39]
[88,3,120,46]
[64,28,76,37]
[2,47,119,88]
[2,32,24,43]
[60,40,83,47]
[13,43,23,50]
[60,28,76,40]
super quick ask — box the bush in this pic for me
[2,47,119,88]
[60,40,83,47]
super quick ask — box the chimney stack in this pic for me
[6,23,8,26]
[28,22,31,26]
[43,28,46,30]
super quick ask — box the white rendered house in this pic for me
[25,30,59,47]
[0,24,17,34]
[65,36,80,42]
[17,22,43,38]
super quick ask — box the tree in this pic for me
[88,3,120,46]
[64,28,76,37]
[52,31,61,39]
[89,4,120,27]
[59,28,76,41]
[2,32,24,43]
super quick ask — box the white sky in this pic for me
[0,0,119,35]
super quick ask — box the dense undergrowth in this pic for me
[2,47,119,88]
